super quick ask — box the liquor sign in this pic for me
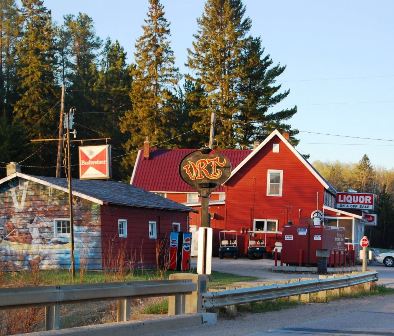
[336,192,375,210]
[79,145,111,179]
[179,149,231,192]
[362,213,378,226]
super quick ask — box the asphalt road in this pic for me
[164,294,394,336]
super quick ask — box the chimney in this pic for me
[253,141,260,150]
[282,132,290,140]
[143,137,150,159]
[6,162,21,176]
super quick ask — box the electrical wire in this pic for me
[299,130,394,143]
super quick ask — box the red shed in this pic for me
[0,172,191,270]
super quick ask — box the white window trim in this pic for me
[149,221,157,239]
[266,169,283,196]
[253,219,279,233]
[54,218,71,237]
[118,219,128,238]
[172,222,181,232]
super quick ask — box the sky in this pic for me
[45,0,394,169]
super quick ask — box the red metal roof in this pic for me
[131,148,251,192]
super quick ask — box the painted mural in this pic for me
[0,178,102,270]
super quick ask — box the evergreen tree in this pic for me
[0,0,21,120]
[187,0,251,148]
[120,0,179,170]
[14,0,57,138]
[354,154,375,192]
[235,37,298,146]
[63,13,101,132]
[95,39,132,179]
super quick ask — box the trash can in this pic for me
[316,249,329,274]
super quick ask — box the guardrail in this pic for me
[0,280,196,331]
[202,271,378,309]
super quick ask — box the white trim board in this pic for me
[130,149,142,185]
[323,205,362,219]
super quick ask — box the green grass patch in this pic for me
[208,271,258,289]
[141,298,168,314]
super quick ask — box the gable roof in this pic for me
[131,148,251,192]
[226,130,337,194]
[0,173,192,212]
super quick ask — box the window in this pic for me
[172,222,181,232]
[149,221,157,239]
[118,219,127,238]
[218,193,226,201]
[272,143,280,153]
[187,193,199,204]
[267,170,283,196]
[54,219,70,237]
[253,219,279,233]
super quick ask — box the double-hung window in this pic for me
[267,170,283,196]
[118,219,128,238]
[149,221,157,239]
[187,193,199,204]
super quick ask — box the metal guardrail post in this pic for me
[117,298,132,322]
[45,304,60,330]
[174,294,185,315]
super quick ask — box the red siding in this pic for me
[225,136,326,232]
[100,205,188,268]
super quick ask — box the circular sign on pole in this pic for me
[360,236,369,248]
[179,149,232,193]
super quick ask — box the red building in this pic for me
[132,130,367,255]
[0,171,191,270]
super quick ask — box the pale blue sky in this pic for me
[45,0,394,169]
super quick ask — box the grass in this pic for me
[209,271,258,289]
[238,299,299,314]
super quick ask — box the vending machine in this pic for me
[168,232,192,271]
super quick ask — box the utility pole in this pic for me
[208,111,216,149]
[66,108,76,279]
[56,85,65,177]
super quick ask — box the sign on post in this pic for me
[360,236,369,248]
[79,145,111,179]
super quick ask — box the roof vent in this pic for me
[6,162,21,176]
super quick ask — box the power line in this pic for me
[299,130,394,143]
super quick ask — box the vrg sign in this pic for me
[336,192,375,210]
[179,150,231,191]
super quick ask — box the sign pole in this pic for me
[362,246,367,272]
[66,109,75,279]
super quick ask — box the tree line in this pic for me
[315,155,394,248]
[0,0,298,180]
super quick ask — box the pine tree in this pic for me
[187,0,297,148]
[95,39,132,179]
[187,0,251,148]
[63,13,101,133]
[235,37,298,146]
[14,0,57,138]
[354,154,375,192]
[0,0,21,120]
[120,0,180,170]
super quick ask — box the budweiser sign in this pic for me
[336,192,375,210]
[79,145,111,179]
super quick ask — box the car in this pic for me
[374,250,394,267]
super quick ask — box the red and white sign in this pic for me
[362,213,378,226]
[79,145,111,180]
[360,236,369,248]
[336,192,375,210]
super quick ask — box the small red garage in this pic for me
[0,171,191,270]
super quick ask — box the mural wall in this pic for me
[0,178,102,270]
